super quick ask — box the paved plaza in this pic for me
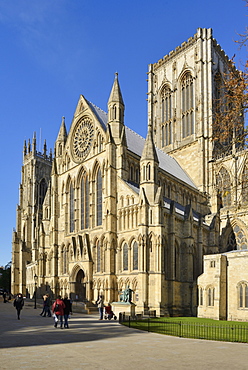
[0,298,248,370]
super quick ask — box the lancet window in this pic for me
[161,85,172,146]
[181,72,194,138]
[96,168,102,226]
[239,282,248,308]
[123,243,128,271]
[81,175,89,230]
[69,183,75,233]
[216,167,231,207]
[207,287,215,306]
[39,179,47,206]
[133,241,138,270]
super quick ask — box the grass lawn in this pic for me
[122,317,248,343]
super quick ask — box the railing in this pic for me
[119,315,248,343]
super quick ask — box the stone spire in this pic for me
[141,124,158,163]
[56,116,67,144]
[55,116,67,158]
[107,73,125,145]
[108,72,124,106]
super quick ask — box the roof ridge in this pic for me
[86,99,107,115]
[125,125,145,140]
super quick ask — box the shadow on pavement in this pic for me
[0,299,141,349]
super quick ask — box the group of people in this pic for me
[40,293,73,328]
[52,295,72,328]
[12,292,72,328]
[12,292,115,324]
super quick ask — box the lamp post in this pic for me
[34,274,38,309]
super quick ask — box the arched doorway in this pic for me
[75,269,86,301]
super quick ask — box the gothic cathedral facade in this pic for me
[12,28,248,317]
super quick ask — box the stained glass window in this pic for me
[123,243,128,271]
[181,72,194,138]
[96,169,102,226]
[133,241,138,270]
[70,183,74,233]
[81,175,89,229]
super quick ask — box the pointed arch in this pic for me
[180,70,194,138]
[92,161,103,227]
[80,171,89,230]
[216,166,231,207]
[132,240,138,270]
[123,242,128,271]
[160,84,172,146]
[38,178,48,206]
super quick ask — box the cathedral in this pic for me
[12,28,248,318]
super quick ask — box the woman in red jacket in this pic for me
[52,295,65,328]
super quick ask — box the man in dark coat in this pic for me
[63,295,72,328]
[13,293,24,319]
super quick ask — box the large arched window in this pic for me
[81,175,89,229]
[39,179,47,206]
[133,241,138,270]
[96,168,102,226]
[123,243,128,271]
[161,85,172,146]
[216,167,231,207]
[181,72,194,138]
[69,183,75,233]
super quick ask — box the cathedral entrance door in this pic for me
[75,269,86,301]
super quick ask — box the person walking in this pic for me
[40,294,47,316]
[96,295,104,320]
[63,295,72,328]
[3,291,7,303]
[13,293,24,320]
[43,294,51,317]
[52,295,65,328]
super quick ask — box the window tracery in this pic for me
[123,243,128,271]
[181,72,194,138]
[70,183,75,233]
[81,174,89,230]
[216,167,231,207]
[133,241,138,270]
[96,168,102,226]
[161,85,172,146]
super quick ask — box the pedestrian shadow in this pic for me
[0,304,144,349]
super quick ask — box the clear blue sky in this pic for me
[0,0,247,267]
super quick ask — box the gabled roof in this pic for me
[125,126,196,189]
[84,102,196,189]
[86,99,108,131]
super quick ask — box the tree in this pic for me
[0,262,11,292]
[213,2,248,158]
